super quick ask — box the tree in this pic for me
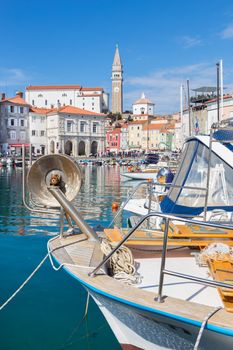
[107,112,122,124]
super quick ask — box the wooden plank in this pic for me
[208,259,233,312]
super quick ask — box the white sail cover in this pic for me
[161,135,233,215]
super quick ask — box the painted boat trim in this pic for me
[53,254,233,338]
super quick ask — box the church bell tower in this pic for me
[112,44,123,114]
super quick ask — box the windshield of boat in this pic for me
[166,139,233,209]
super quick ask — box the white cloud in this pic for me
[0,68,30,87]
[124,63,230,114]
[220,24,233,39]
[179,36,202,48]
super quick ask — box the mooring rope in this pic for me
[0,236,102,311]
[0,253,49,311]
[58,291,90,350]
[193,306,222,350]
[0,234,60,311]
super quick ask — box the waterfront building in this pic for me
[173,119,183,151]
[142,124,161,151]
[0,92,30,155]
[120,124,129,152]
[112,45,123,114]
[159,129,174,151]
[46,105,105,156]
[106,128,121,153]
[132,93,155,120]
[25,85,109,114]
[180,92,233,137]
[29,107,53,155]
[128,120,147,152]
[182,86,220,136]
[141,123,175,151]
[206,94,233,132]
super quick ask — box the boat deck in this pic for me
[49,233,233,332]
[135,247,223,307]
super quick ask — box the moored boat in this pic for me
[20,122,233,349]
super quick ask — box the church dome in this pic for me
[134,92,154,105]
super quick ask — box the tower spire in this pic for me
[112,44,122,66]
[112,45,123,114]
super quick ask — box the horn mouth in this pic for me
[27,154,82,207]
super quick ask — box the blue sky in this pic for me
[1,0,233,113]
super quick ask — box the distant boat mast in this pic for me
[220,59,224,121]
[180,84,184,143]
[187,79,191,136]
[216,62,221,124]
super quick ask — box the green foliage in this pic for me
[107,112,122,124]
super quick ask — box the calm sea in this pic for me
[0,164,136,350]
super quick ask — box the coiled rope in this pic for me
[100,239,142,284]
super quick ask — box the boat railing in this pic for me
[109,181,206,228]
[90,212,233,303]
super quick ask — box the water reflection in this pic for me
[0,165,136,236]
[0,164,129,350]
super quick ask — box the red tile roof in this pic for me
[128,120,147,125]
[78,94,101,97]
[206,94,233,104]
[30,107,55,114]
[81,87,103,91]
[1,96,30,106]
[26,85,103,91]
[48,105,105,116]
[143,124,175,131]
[26,85,81,91]
[133,114,150,117]
[111,128,121,134]
[143,124,165,130]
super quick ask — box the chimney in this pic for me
[1,93,5,100]
[16,91,23,98]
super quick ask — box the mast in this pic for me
[220,59,224,121]
[187,79,191,136]
[216,62,220,123]
[180,85,184,143]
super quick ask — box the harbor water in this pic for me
[0,165,136,350]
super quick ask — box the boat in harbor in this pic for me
[121,127,233,230]
[0,157,15,167]
[121,153,177,181]
[20,123,233,349]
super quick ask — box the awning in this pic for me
[10,144,30,147]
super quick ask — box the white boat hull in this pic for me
[122,172,158,180]
[90,291,233,350]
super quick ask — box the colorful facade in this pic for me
[106,128,121,153]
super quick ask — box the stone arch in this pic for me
[65,140,73,155]
[78,140,85,156]
[50,140,55,154]
[91,141,98,155]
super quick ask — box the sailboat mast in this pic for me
[180,85,184,143]
[220,59,224,121]
[216,62,220,123]
[187,79,191,136]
